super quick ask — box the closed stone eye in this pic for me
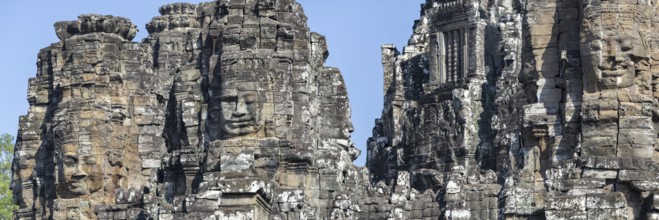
[620,39,633,51]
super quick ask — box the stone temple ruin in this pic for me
[9,0,659,219]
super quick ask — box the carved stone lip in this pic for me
[69,179,85,185]
[67,182,86,191]
[601,69,627,77]
[227,119,256,127]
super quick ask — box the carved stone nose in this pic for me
[234,101,248,116]
[614,52,624,62]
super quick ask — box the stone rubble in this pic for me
[10,0,659,219]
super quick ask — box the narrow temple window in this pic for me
[431,28,468,84]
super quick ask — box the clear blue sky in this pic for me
[0,0,424,166]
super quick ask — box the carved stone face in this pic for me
[648,35,659,62]
[220,81,265,138]
[582,25,648,92]
[59,144,103,196]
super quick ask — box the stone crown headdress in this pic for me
[583,1,654,27]
[52,121,76,146]
[220,51,274,83]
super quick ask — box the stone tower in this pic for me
[368,0,659,219]
[12,1,364,219]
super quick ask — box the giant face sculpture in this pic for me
[218,56,270,139]
[647,33,659,63]
[55,125,103,197]
[60,144,103,196]
[220,81,265,138]
[581,26,648,93]
[581,4,651,93]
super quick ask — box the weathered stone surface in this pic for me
[12,0,659,219]
[367,0,659,219]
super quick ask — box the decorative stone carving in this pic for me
[53,123,104,198]
[581,3,652,93]
[580,1,658,160]
[218,53,273,139]
[55,14,137,41]
[146,3,200,34]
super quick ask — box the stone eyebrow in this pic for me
[220,95,238,103]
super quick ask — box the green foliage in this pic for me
[0,134,17,219]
